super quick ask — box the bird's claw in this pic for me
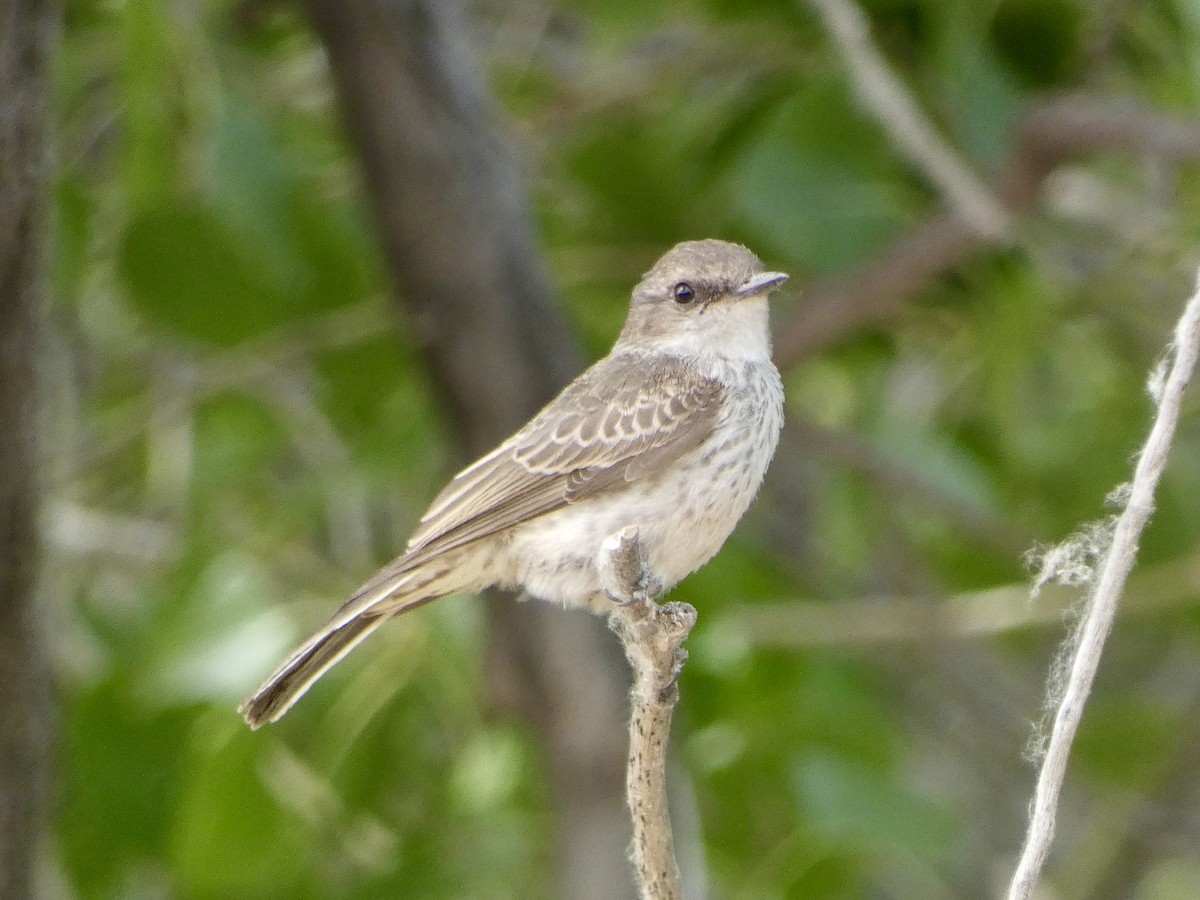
[605,571,664,606]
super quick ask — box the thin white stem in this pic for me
[1006,267,1200,900]
[809,0,1011,239]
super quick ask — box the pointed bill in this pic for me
[735,271,789,297]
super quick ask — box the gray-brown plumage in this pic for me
[240,239,787,727]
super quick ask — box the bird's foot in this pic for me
[598,526,663,606]
[605,570,665,607]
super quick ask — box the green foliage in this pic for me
[730,85,921,271]
[50,0,1200,898]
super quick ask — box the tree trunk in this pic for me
[0,1,58,897]
[299,2,635,897]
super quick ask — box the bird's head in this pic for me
[618,239,788,361]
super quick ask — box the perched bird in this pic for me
[240,239,787,727]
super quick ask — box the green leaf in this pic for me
[934,11,1023,169]
[118,203,292,344]
[729,89,918,273]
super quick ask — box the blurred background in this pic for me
[5,0,1200,898]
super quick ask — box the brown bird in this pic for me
[240,239,787,727]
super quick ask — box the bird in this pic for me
[240,239,787,728]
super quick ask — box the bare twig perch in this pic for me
[1006,266,1200,900]
[601,526,697,900]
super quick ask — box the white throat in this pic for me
[652,296,773,362]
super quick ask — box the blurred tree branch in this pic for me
[300,0,581,434]
[774,95,1200,365]
[297,1,635,897]
[713,545,1200,649]
[786,417,1030,556]
[809,0,1010,240]
[0,0,58,897]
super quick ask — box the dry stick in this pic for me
[808,0,1011,240]
[1006,266,1200,900]
[601,526,697,900]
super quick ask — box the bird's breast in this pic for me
[506,358,783,609]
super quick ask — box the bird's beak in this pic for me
[735,271,789,297]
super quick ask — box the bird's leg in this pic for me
[604,569,665,607]
[597,526,663,605]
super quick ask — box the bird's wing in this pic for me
[313,354,722,632]
[240,357,721,727]
[403,352,724,561]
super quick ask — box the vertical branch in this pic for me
[298,2,633,897]
[602,527,696,900]
[1006,267,1200,900]
[300,0,582,444]
[0,0,58,897]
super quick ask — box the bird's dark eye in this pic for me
[672,282,696,304]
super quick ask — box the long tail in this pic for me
[239,558,453,728]
[239,613,390,728]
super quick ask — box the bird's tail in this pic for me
[239,560,452,728]
[239,614,390,728]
